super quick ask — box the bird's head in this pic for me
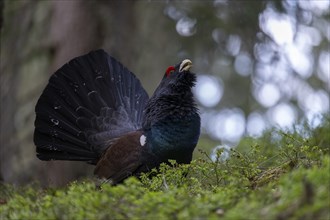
[165,59,193,77]
[152,59,196,98]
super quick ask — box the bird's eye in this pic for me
[165,66,175,77]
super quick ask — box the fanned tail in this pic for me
[34,50,149,164]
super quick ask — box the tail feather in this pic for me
[35,112,83,140]
[35,134,97,161]
[34,50,149,164]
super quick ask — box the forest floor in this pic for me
[1,117,329,219]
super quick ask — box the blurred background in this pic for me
[0,0,329,186]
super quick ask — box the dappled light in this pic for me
[234,52,253,76]
[268,102,297,129]
[318,51,330,82]
[172,0,329,146]
[254,82,281,107]
[246,112,266,137]
[211,144,231,161]
[259,7,295,46]
[176,17,197,37]
[193,75,223,108]
[207,108,246,144]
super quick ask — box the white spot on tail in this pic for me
[51,118,59,126]
[140,135,146,146]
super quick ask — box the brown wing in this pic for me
[94,131,144,183]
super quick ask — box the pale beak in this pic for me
[179,59,192,72]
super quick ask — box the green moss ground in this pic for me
[1,118,329,219]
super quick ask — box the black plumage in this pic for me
[34,49,200,184]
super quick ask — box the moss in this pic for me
[0,118,329,219]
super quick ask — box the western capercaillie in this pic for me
[34,49,200,184]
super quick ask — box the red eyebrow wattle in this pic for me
[165,66,175,77]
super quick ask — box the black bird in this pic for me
[34,49,201,184]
